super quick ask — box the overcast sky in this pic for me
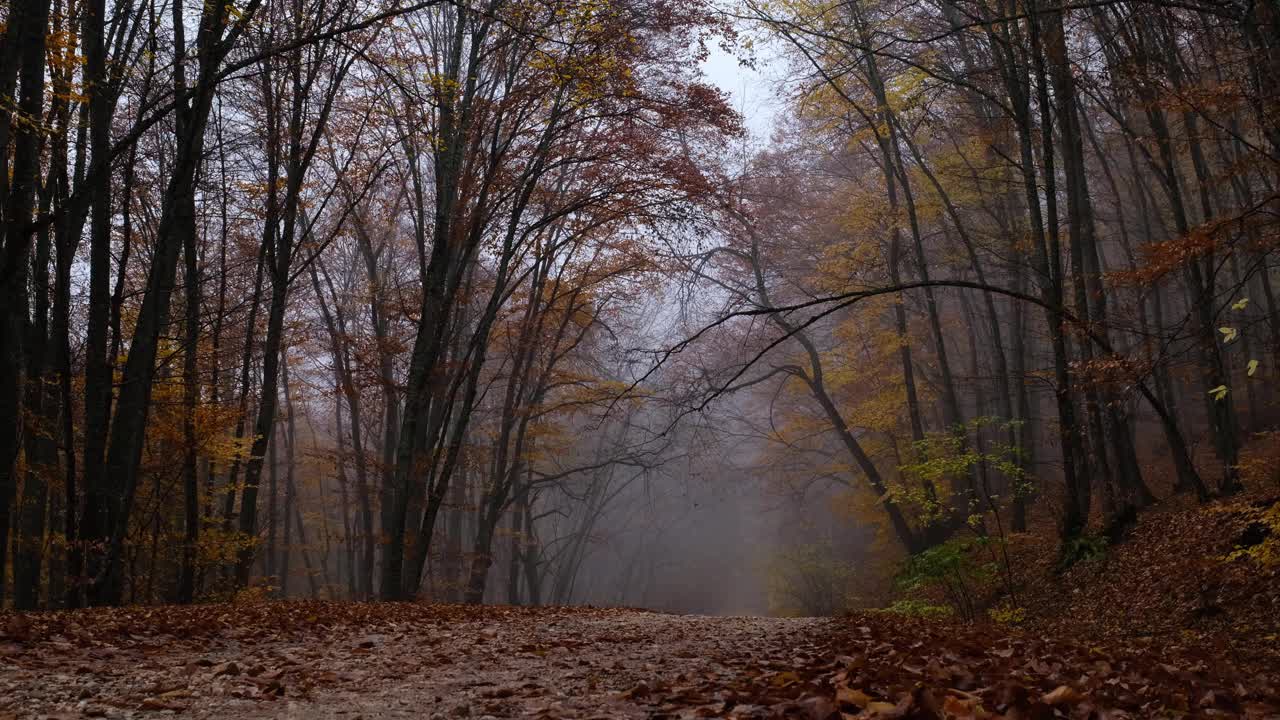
[701,40,782,141]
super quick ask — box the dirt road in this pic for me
[1,605,832,719]
[5,601,1278,719]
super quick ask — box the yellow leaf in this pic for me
[1248,359,1259,377]
[836,687,872,707]
[770,671,800,687]
[1209,385,1229,401]
[1220,327,1239,343]
[1233,297,1249,310]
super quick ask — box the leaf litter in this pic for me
[0,601,1276,719]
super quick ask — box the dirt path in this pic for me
[5,601,1278,719]
[1,606,833,719]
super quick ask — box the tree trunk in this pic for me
[90,0,232,605]
[0,0,53,608]
[177,205,202,604]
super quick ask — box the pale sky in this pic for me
[701,40,781,141]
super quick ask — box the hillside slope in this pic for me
[1016,494,1280,675]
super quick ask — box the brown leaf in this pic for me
[622,681,651,699]
[1040,685,1081,705]
[2,616,32,641]
[801,695,837,720]
[863,700,903,717]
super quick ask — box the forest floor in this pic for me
[3,604,829,720]
[3,598,1279,720]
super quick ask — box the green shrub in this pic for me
[988,604,1026,625]
[1058,533,1108,569]
[884,598,954,619]
[896,538,995,621]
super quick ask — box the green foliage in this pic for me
[900,418,1028,479]
[896,538,997,622]
[899,538,994,592]
[882,481,950,527]
[893,417,1032,527]
[883,598,954,619]
[988,604,1027,625]
[1058,533,1108,568]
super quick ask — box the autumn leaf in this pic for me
[942,693,988,718]
[771,670,801,687]
[1042,685,1082,705]
[836,686,873,708]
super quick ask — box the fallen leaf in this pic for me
[1041,685,1082,705]
[837,687,872,708]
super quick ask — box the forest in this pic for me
[1,0,1279,716]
